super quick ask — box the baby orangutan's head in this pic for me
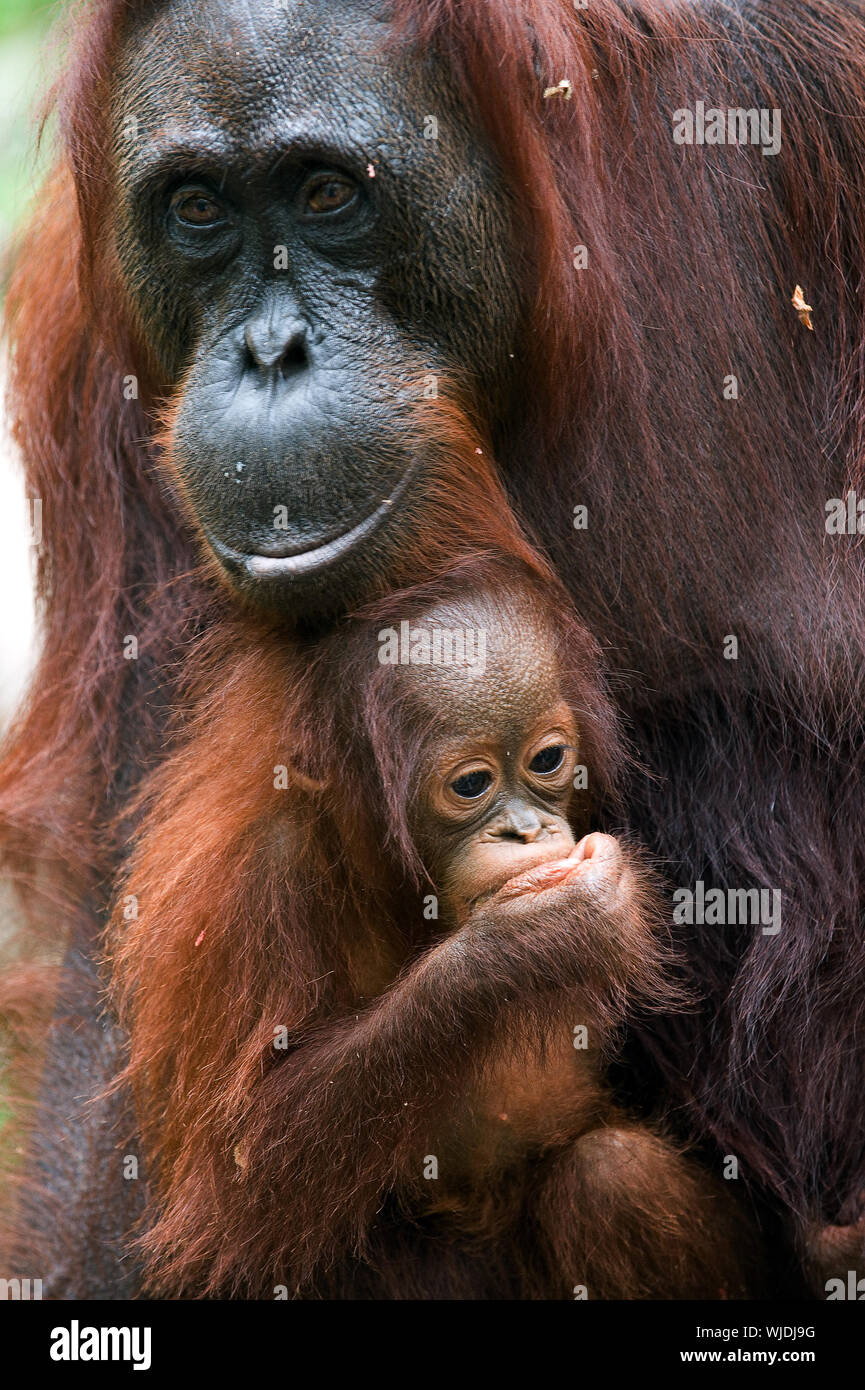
[396,587,591,924]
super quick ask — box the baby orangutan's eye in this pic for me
[529,744,566,775]
[450,769,493,799]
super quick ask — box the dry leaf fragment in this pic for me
[791,284,813,330]
[543,78,573,100]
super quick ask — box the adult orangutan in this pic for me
[1,0,865,1297]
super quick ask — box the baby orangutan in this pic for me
[367,571,769,1297]
[132,557,768,1298]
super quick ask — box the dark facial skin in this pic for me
[111,0,521,615]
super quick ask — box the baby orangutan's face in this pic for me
[411,662,583,924]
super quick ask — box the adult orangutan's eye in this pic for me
[171,188,227,227]
[451,769,493,799]
[304,174,359,216]
[529,744,565,775]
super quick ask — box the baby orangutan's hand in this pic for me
[447,831,675,1026]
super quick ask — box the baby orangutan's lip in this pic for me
[464,844,585,917]
[461,834,584,922]
[496,850,586,900]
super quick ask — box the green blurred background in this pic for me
[0,0,57,257]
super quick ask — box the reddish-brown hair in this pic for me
[4,0,865,1289]
[104,549,628,1293]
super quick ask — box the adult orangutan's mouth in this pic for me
[206,458,422,582]
[208,497,395,580]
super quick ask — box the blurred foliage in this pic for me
[0,0,61,257]
[0,0,54,39]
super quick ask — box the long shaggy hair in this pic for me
[107,552,642,1295]
[2,0,865,1291]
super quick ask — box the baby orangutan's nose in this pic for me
[492,802,570,845]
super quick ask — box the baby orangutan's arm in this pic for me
[216,834,668,1293]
